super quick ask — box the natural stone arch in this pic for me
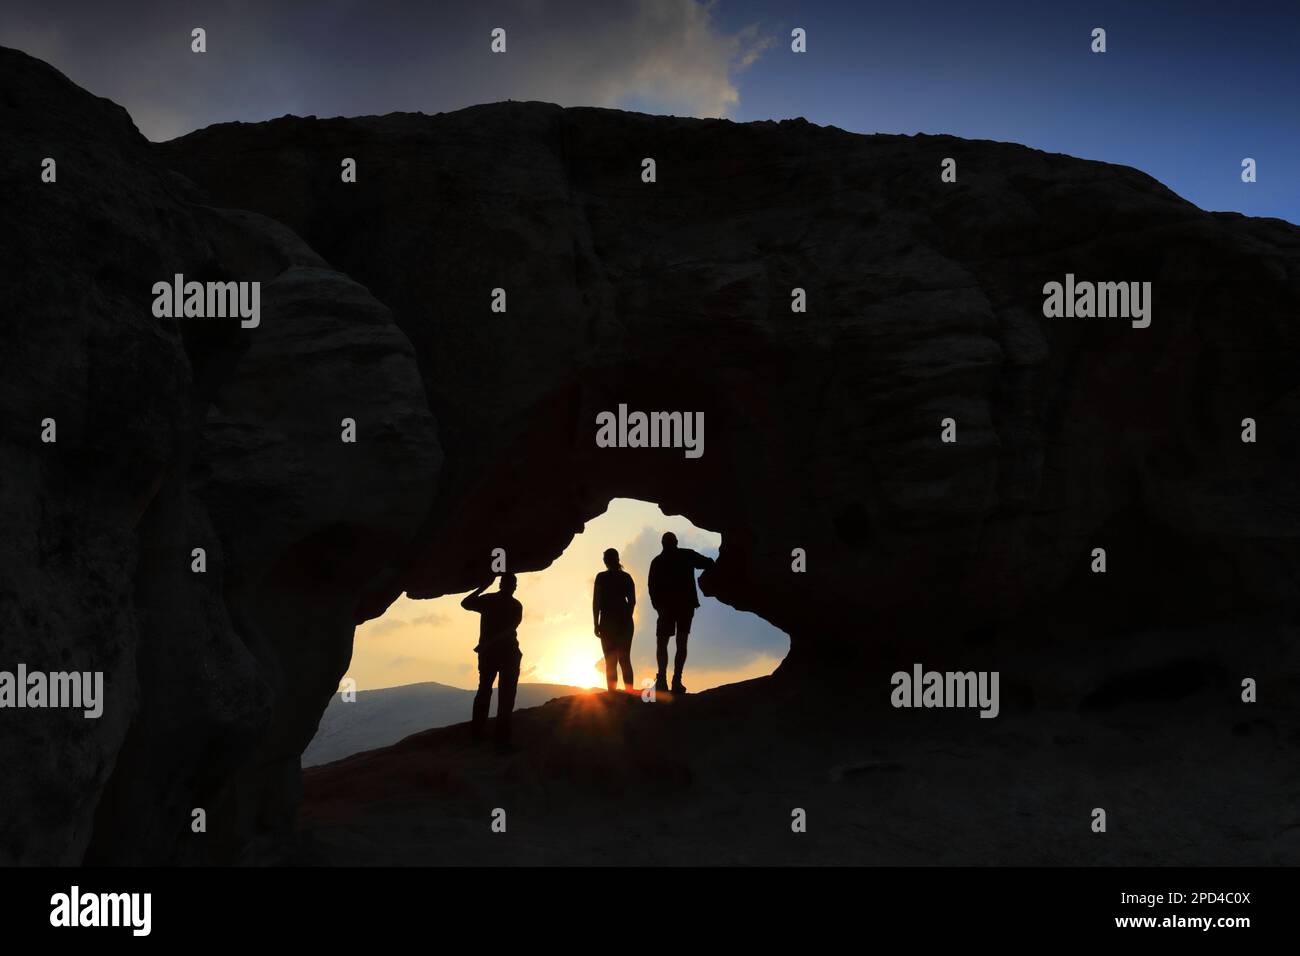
[4,49,1297,864]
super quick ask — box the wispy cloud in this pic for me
[527,0,774,118]
[367,617,409,636]
[410,612,450,627]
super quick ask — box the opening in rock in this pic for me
[304,498,789,765]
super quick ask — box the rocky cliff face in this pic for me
[158,101,1300,673]
[0,48,438,864]
[2,45,1297,863]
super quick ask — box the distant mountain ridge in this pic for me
[303,681,586,766]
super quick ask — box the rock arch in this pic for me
[3,48,1297,863]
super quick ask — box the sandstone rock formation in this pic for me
[1,48,438,864]
[159,99,1300,686]
[2,45,1297,863]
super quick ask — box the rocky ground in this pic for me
[295,672,1300,866]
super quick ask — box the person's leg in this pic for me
[619,639,634,691]
[599,633,617,691]
[672,609,694,690]
[495,652,521,745]
[655,612,671,689]
[471,657,496,739]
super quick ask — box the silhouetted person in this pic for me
[461,572,523,748]
[593,548,636,692]
[647,532,715,694]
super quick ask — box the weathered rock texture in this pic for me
[0,49,438,864]
[2,45,1298,863]
[159,102,1300,676]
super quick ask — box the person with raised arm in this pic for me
[461,572,524,749]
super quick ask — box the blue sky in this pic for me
[715,1,1300,223]
[4,0,1296,222]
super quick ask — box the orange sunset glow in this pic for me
[345,498,788,694]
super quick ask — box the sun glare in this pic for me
[539,637,607,689]
[344,498,789,693]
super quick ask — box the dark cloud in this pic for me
[0,0,773,140]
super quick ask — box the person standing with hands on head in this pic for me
[593,548,636,693]
[647,532,715,695]
[461,572,523,750]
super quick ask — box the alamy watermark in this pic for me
[0,664,103,718]
[1042,273,1151,328]
[152,273,260,328]
[890,663,999,718]
[50,886,150,936]
[595,404,704,459]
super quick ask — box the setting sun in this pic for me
[538,637,607,689]
[344,498,788,694]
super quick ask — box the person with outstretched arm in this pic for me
[647,532,715,695]
[461,572,523,749]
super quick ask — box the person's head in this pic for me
[499,573,517,595]
[603,548,621,570]
[661,532,678,551]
